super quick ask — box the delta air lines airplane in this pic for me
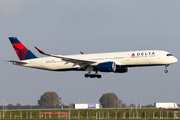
[6,37,178,78]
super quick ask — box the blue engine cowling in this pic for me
[98,62,116,72]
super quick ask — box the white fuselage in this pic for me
[14,50,178,72]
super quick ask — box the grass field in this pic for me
[0,108,179,119]
[0,118,180,120]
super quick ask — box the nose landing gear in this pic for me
[164,65,169,73]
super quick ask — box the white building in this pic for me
[75,103,100,109]
[154,102,178,108]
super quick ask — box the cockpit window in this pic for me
[167,54,173,56]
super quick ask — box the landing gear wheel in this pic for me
[164,70,168,73]
[84,73,102,78]
[84,71,102,78]
[85,74,90,78]
[97,75,101,78]
[90,74,96,78]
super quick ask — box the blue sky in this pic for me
[0,0,180,106]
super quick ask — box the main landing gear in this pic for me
[84,71,102,78]
[164,65,169,73]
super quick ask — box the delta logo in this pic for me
[131,52,155,57]
[131,53,135,57]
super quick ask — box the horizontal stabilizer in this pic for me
[5,60,29,64]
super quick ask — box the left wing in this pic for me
[35,47,98,69]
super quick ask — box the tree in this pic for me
[7,104,13,106]
[16,103,22,106]
[121,103,127,108]
[38,91,62,106]
[69,103,75,108]
[118,100,122,108]
[128,103,136,108]
[146,104,153,108]
[99,92,121,108]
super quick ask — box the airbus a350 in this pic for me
[6,37,178,78]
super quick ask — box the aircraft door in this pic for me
[41,59,45,66]
[156,52,161,59]
[125,54,129,61]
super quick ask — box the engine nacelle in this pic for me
[98,62,116,72]
[114,67,128,73]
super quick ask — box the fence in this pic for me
[0,108,179,119]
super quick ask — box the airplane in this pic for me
[6,37,178,78]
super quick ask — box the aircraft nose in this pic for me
[173,57,178,63]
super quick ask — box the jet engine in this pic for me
[114,67,128,73]
[98,62,116,72]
